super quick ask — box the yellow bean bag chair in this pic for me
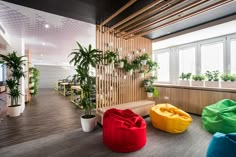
[150,104,192,133]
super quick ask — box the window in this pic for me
[154,50,170,82]
[179,46,196,75]
[230,39,236,74]
[0,64,3,81]
[201,42,224,73]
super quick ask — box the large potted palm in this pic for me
[69,42,102,132]
[0,51,25,117]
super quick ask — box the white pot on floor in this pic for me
[81,115,97,132]
[7,105,22,117]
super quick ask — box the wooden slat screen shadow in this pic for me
[96,26,152,109]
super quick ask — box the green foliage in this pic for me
[132,57,142,71]
[103,50,117,64]
[221,73,231,81]
[69,42,102,117]
[179,72,192,80]
[146,59,159,73]
[29,67,40,96]
[139,53,150,60]
[205,70,220,81]
[230,74,236,82]
[123,61,134,72]
[145,85,154,92]
[0,51,25,107]
[192,74,205,81]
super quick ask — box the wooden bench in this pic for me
[96,100,155,124]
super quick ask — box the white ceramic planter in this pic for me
[30,89,34,93]
[128,69,133,75]
[221,81,236,88]
[139,73,145,78]
[141,60,147,65]
[7,105,21,117]
[178,80,191,86]
[81,115,97,132]
[205,81,219,88]
[147,92,153,98]
[119,61,124,68]
[192,81,204,87]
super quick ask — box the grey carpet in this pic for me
[0,115,212,157]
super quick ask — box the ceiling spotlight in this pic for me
[44,24,50,28]
[40,54,43,57]
[42,42,45,46]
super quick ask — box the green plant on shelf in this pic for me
[205,70,220,81]
[230,74,236,82]
[221,73,231,81]
[192,74,205,81]
[179,72,192,80]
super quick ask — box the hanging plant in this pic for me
[103,50,118,64]
[146,59,159,73]
[139,53,150,65]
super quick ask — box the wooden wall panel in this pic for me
[96,26,152,108]
[155,85,236,115]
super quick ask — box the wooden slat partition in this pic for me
[96,26,152,109]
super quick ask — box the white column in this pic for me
[21,38,25,113]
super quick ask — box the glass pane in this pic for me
[179,47,196,75]
[230,40,236,74]
[156,52,170,81]
[0,64,3,82]
[201,42,223,73]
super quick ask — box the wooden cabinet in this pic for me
[155,85,236,115]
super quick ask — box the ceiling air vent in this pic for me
[0,24,6,35]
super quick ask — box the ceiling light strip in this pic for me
[99,0,137,27]
[109,0,165,31]
[126,0,233,39]
[122,0,208,38]
[115,0,178,32]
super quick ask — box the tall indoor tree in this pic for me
[69,42,103,132]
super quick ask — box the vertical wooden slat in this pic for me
[96,26,152,108]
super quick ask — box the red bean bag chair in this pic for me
[103,108,146,152]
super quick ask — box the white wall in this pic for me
[35,65,75,88]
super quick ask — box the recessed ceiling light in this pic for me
[42,42,45,46]
[167,32,171,34]
[44,24,50,28]
[40,54,43,57]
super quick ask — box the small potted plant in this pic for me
[146,59,159,73]
[139,53,150,65]
[221,74,236,88]
[0,51,25,117]
[132,57,142,72]
[139,70,145,78]
[104,50,117,74]
[124,62,134,75]
[116,58,127,68]
[145,85,159,98]
[179,72,191,86]
[192,74,205,86]
[205,70,220,87]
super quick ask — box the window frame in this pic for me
[226,34,236,74]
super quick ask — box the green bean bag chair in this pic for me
[202,99,236,134]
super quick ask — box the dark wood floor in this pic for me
[0,89,83,148]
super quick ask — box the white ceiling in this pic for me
[0,1,96,66]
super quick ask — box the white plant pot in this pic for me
[128,69,133,75]
[178,80,191,86]
[119,62,124,68]
[141,60,147,65]
[30,83,34,87]
[7,105,21,117]
[205,81,219,88]
[139,73,144,78]
[192,81,204,87]
[147,92,153,98]
[221,81,236,88]
[30,89,34,93]
[81,115,97,132]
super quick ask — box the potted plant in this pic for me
[221,74,236,88]
[29,67,39,96]
[145,85,159,98]
[116,58,127,68]
[192,74,205,86]
[146,59,159,73]
[0,51,25,117]
[139,53,150,65]
[179,72,192,86]
[205,70,220,87]
[139,70,145,78]
[124,61,134,75]
[69,42,103,132]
